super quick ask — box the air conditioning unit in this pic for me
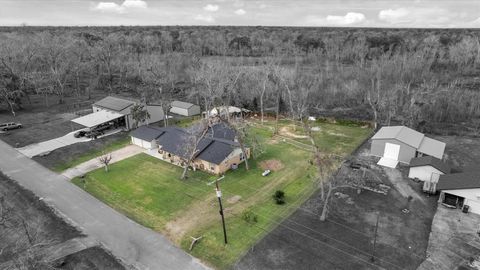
[463,205,470,213]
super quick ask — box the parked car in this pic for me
[0,122,22,131]
[85,130,103,139]
[74,130,87,138]
[262,170,271,176]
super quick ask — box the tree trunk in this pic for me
[274,88,281,134]
[260,76,267,124]
[104,164,109,172]
[238,137,249,170]
[320,182,332,221]
[181,162,189,180]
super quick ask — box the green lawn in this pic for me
[54,136,131,172]
[72,119,373,269]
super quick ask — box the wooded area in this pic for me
[1,26,479,131]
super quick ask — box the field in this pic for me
[71,119,372,269]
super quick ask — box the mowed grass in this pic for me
[72,120,373,269]
[54,136,131,172]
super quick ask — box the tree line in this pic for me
[1,27,480,132]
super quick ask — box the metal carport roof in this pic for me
[72,110,125,128]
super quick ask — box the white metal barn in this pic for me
[370,126,446,168]
[170,101,201,117]
[437,168,480,214]
[408,156,451,182]
[130,126,164,150]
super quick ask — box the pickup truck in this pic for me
[0,122,22,131]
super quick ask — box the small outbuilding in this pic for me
[409,156,451,182]
[370,126,446,168]
[204,106,250,119]
[437,168,480,215]
[170,101,201,117]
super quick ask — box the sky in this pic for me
[0,0,479,28]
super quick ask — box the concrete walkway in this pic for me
[0,140,208,270]
[62,144,144,179]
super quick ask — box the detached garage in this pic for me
[170,101,201,117]
[130,126,164,150]
[409,156,451,182]
[437,169,480,215]
[370,126,446,167]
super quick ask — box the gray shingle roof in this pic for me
[154,124,240,165]
[130,126,165,142]
[206,122,236,141]
[437,171,480,190]
[409,156,451,174]
[94,96,137,112]
[171,101,196,109]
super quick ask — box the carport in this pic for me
[72,110,125,129]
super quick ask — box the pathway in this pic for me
[62,144,144,179]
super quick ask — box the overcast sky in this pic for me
[1,0,479,28]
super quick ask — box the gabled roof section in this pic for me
[206,122,236,141]
[130,126,165,142]
[409,156,451,174]
[372,126,425,148]
[437,171,480,190]
[417,137,446,160]
[196,140,237,165]
[94,96,137,112]
[171,101,196,109]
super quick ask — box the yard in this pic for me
[71,119,373,269]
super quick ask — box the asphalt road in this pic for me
[0,139,208,270]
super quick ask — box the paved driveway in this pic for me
[62,144,144,179]
[0,140,208,270]
[17,129,122,158]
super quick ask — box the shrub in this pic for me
[273,190,285,205]
[242,209,258,224]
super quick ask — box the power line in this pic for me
[170,177,406,270]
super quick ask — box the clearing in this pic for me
[71,118,372,269]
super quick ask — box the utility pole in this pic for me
[371,211,380,262]
[214,176,228,244]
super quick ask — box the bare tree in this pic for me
[214,116,251,170]
[180,119,211,180]
[98,153,113,172]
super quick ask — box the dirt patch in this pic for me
[279,126,308,139]
[228,195,242,204]
[327,131,348,137]
[382,166,425,204]
[259,159,285,171]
